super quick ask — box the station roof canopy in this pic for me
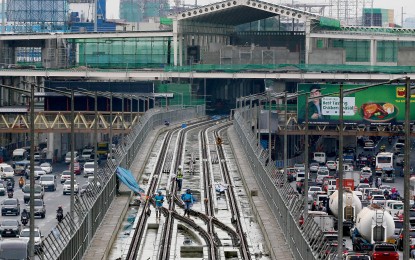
[176,0,320,25]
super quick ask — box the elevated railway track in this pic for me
[121,119,255,259]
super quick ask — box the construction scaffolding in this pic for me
[119,0,171,23]
[6,0,68,32]
[280,0,372,26]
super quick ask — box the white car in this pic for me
[63,179,79,195]
[81,149,94,162]
[326,161,337,171]
[385,200,403,217]
[355,183,370,192]
[371,194,386,206]
[19,227,43,252]
[308,186,322,197]
[0,183,5,196]
[25,166,46,180]
[309,162,319,173]
[0,164,14,178]
[39,162,52,174]
[65,151,79,164]
[83,162,96,176]
[60,170,72,184]
[316,168,330,184]
[294,163,305,172]
[360,166,372,182]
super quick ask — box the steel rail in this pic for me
[125,128,176,260]
[159,119,215,260]
[215,123,252,260]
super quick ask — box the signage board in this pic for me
[153,93,174,98]
[297,83,415,124]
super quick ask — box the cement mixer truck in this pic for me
[328,189,362,234]
[351,205,395,252]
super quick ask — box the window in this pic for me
[377,157,391,163]
[3,200,17,205]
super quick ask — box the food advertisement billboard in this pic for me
[297,83,415,124]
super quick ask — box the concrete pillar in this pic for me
[305,19,311,64]
[179,34,183,66]
[47,133,54,160]
[225,82,229,100]
[173,18,178,66]
[42,39,55,69]
[370,39,377,66]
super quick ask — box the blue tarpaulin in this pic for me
[116,167,145,196]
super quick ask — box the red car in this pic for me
[370,243,399,260]
[68,162,81,175]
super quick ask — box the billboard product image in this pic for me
[297,83,415,124]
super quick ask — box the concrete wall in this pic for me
[201,45,300,65]
[42,39,67,69]
[398,47,415,66]
[308,48,346,64]
[0,42,16,66]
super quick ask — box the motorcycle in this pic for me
[21,216,28,226]
[18,181,24,189]
[7,191,13,198]
[56,212,63,223]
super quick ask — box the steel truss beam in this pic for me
[276,114,411,137]
[0,111,140,133]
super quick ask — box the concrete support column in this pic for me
[225,80,229,100]
[173,18,178,66]
[179,34,183,67]
[47,133,54,160]
[305,19,311,64]
[370,39,377,66]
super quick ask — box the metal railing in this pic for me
[40,105,205,260]
[233,109,333,260]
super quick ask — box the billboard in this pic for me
[297,83,415,124]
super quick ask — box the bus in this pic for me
[375,152,394,176]
[96,142,109,159]
[12,148,28,165]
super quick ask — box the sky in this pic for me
[104,0,415,26]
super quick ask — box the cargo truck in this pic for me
[329,189,362,234]
[351,205,395,252]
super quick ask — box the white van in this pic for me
[313,152,326,165]
[0,163,14,178]
[12,148,28,164]
[296,172,305,182]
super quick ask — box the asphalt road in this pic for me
[0,161,91,240]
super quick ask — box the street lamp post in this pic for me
[78,88,99,180]
[404,76,411,260]
[51,87,77,219]
[29,83,35,257]
[304,93,309,217]
[338,83,344,259]
[70,89,75,219]
[283,92,288,184]
[94,91,98,180]
[267,89,272,165]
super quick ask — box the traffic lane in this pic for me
[0,168,89,238]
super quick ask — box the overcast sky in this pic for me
[105,0,415,26]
